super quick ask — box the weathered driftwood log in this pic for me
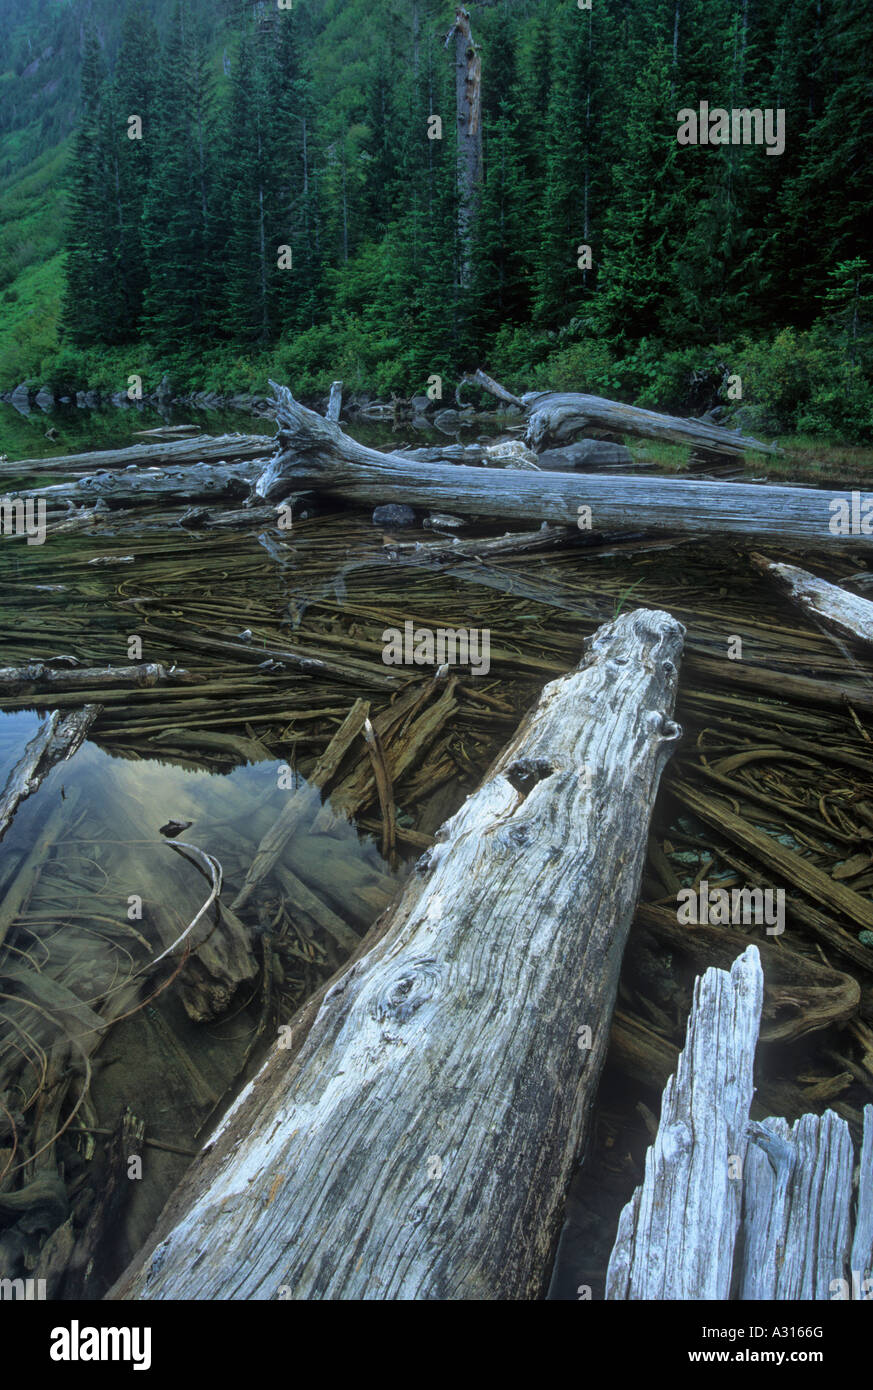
[607,948,871,1300]
[0,435,271,477]
[257,385,870,548]
[0,662,193,696]
[751,553,873,649]
[522,390,779,455]
[459,369,778,454]
[109,607,684,1300]
[606,946,763,1300]
[29,461,263,509]
[0,706,99,842]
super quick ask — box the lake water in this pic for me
[1,395,871,1299]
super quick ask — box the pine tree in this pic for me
[62,30,120,346]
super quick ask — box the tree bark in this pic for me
[108,607,684,1301]
[256,385,872,550]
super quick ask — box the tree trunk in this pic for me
[30,460,262,510]
[521,389,779,455]
[607,947,763,1299]
[0,436,271,477]
[256,385,872,550]
[108,607,684,1301]
[445,6,482,288]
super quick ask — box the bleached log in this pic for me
[0,435,271,477]
[109,607,684,1301]
[256,385,870,549]
[0,706,99,842]
[751,554,873,649]
[740,1112,854,1299]
[29,461,263,509]
[605,946,764,1300]
[521,390,778,456]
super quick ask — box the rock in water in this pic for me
[372,504,417,528]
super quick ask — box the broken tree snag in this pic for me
[850,1105,873,1291]
[521,390,779,457]
[326,381,343,422]
[0,706,100,841]
[0,663,193,696]
[740,1112,855,1299]
[751,553,873,649]
[257,385,872,549]
[445,7,482,287]
[109,608,684,1301]
[606,947,764,1300]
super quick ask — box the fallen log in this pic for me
[0,662,193,696]
[521,389,779,456]
[109,607,684,1300]
[28,460,263,509]
[256,384,870,549]
[0,435,272,477]
[0,706,99,842]
[458,368,778,455]
[751,553,873,649]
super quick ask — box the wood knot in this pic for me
[372,957,441,1025]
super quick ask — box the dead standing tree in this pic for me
[445,6,482,288]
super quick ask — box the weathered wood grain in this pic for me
[741,1112,854,1299]
[606,946,764,1300]
[751,553,873,648]
[850,1104,873,1293]
[109,607,684,1300]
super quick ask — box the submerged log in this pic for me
[0,706,99,842]
[109,608,684,1300]
[257,385,870,549]
[751,553,873,649]
[0,662,193,696]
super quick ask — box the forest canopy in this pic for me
[0,0,871,436]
